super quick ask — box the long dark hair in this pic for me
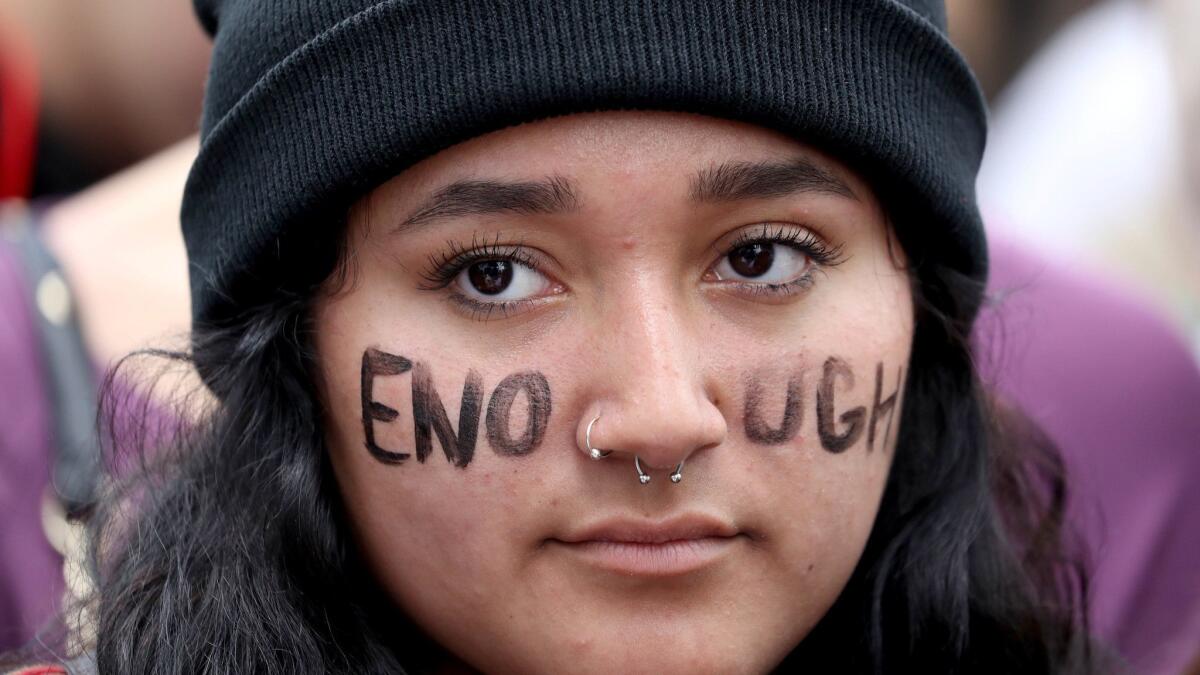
[7,213,1092,673]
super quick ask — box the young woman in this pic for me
[5,1,1095,673]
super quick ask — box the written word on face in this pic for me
[360,348,903,469]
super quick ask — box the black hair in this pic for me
[4,214,1094,674]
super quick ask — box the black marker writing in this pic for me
[486,372,552,456]
[743,372,804,445]
[867,364,903,452]
[361,348,413,464]
[816,356,866,453]
[412,362,483,468]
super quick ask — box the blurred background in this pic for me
[946,4,1200,673]
[0,0,1197,673]
[950,0,1200,356]
[0,0,209,196]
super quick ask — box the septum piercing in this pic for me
[584,416,611,460]
[587,416,685,484]
[635,456,685,484]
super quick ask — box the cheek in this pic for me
[317,330,568,641]
[331,450,531,613]
[727,346,908,618]
[325,375,549,648]
[764,440,894,583]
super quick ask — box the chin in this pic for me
[469,640,786,675]
[449,604,803,675]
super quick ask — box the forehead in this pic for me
[372,111,871,203]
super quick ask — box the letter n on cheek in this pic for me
[743,374,803,445]
[361,348,413,464]
[486,372,552,456]
[816,356,866,454]
[412,363,483,468]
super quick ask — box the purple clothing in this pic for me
[0,234,63,650]
[978,239,1200,675]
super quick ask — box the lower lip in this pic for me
[553,536,741,576]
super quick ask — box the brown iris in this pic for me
[728,243,775,278]
[467,260,513,295]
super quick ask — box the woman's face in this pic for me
[314,112,912,674]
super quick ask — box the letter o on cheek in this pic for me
[486,372,552,456]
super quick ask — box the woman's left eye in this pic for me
[454,259,552,302]
[713,242,811,284]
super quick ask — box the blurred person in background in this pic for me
[949,1,1200,673]
[951,0,1200,349]
[0,0,206,651]
[0,0,210,199]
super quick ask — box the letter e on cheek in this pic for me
[361,348,413,464]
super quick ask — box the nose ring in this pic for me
[635,456,685,485]
[584,416,611,460]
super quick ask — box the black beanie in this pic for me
[183,0,987,331]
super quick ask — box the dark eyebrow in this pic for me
[689,158,858,203]
[394,175,579,233]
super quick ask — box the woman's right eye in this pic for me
[453,259,553,302]
[419,239,566,319]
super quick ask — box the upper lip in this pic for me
[555,514,740,545]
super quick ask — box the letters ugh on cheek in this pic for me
[360,348,904,469]
[743,357,904,453]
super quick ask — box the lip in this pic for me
[551,515,743,576]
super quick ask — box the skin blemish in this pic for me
[361,348,414,463]
[743,371,804,445]
[486,372,552,456]
[867,363,904,452]
[412,362,484,468]
[816,356,866,454]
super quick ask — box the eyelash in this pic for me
[417,224,846,319]
[417,233,547,320]
[417,232,535,290]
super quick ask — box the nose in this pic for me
[580,287,727,474]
